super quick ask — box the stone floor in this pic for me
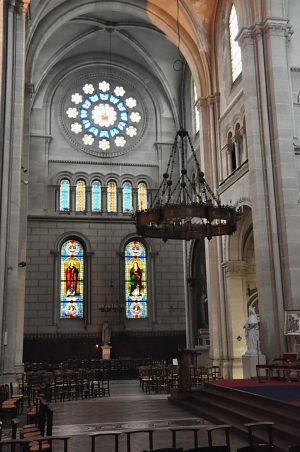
[42,379,247,451]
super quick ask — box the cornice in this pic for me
[48,159,158,168]
[237,18,293,47]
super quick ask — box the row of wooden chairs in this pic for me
[0,422,275,452]
[139,365,179,394]
[189,366,222,387]
[25,368,110,403]
[3,421,299,452]
[0,383,24,427]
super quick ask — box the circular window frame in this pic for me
[59,71,148,158]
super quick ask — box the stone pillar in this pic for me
[0,0,30,378]
[197,95,231,376]
[222,260,247,378]
[237,18,298,360]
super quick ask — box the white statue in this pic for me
[102,321,111,345]
[244,306,260,355]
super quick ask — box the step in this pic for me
[169,387,300,450]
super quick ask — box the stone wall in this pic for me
[24,217,186,361]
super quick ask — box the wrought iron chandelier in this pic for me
[135,128,238,241]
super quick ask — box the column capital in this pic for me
[9,0,30,14]
[262,18,293,41]
[222,260,247,276]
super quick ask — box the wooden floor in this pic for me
[46,379,246,451]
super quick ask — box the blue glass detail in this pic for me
[117,122,126,131]
[123,182,132,212]
[88,126,99,137]
[82,119,91,129]
[80,109,88,119]
[120,112,128,121]
[89,94,99,103]
[110,95,119,104]
[82,99,91,109]
[99,130,110,138]
[117,102,126,112]
[110,128,120,137]
[60,179,70,211]
[100,93,109,101]
[92,181,101,212]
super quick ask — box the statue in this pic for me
[102,321,111,345]
[244,306,260,355]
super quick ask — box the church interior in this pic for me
[1,0,300,450]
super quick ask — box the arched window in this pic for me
[125,240,148,319]
[138,182,148,210]
[228,132,236,173]
[92,180,102,212]
[229,4,242,82]
[235,123,243,166]
[60,179,70,211]
[193,81,200,133]
[107,180,117,212]
[75,179,86,212]
[60,239,84,319]
[123,181,133,212]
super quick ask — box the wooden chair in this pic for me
[125,429,154,452]
[0,439,30,451]
[185,424,231,452]
[89,431,122,452]
[237,422,274,452]
[169,427,208,449]
[29,435,70,452]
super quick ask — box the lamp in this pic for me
[135,128,239,241]
[134,0,238,241]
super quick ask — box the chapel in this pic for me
[0,0,300,384]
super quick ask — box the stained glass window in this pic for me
[76,180,86,212]
[123,181,132,213]
[229,5,242,82]
[65,80,142,155]
[138,182,147,210]
[125,240,147,319]
[107,181,117,212]
[60,239,84,319]
[60,179,70,211]
[92,180,102,212]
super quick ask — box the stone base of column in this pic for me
[101,344,112,360]
[242,353,266,378]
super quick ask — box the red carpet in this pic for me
[209,378,300,404]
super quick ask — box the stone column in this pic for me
[197,95,231,376]
[222,260,247,378]
[0,0,30,378]
[237,19,298,359]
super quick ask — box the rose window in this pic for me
[64,80,143,156]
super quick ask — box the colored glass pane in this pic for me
[66,81,143,153]
[229,5,242,82]
[60,239,84,319]
[125,240,147,319]
[60,179,70,211]
[92,181,101,212]
[138,182,147,210]
[123,182,132,212]
[76,180,86,211]
[107,181,117,212]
